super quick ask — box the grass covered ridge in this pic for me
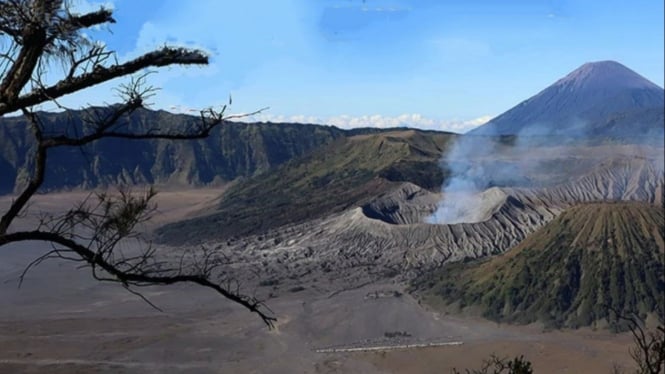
[414,202,665,329]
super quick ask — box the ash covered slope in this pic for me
[358,155,664,263]
[415,202,664,329]
[180,154,663,302]
[469,61,665,138]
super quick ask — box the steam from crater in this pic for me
[427,118,665,225]
[427,120,589,225]
[426,134,506,224]
[427,61,665,225]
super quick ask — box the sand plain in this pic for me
[0,189,640,373]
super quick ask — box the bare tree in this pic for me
[0,0,275,326]
[608,309,665,374]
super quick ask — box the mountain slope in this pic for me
[161,152,663,306]
[469,61,665,137]
[415,202,665,328]
[0,108,345,194]
[156,130,457,244]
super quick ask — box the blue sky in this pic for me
[67,0,664,133]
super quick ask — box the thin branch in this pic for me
[222,107,270,121]
[123,284,164,312]
[41,105,269,146]
[17,248,59,287]
[41,99,142,147]
[0,109,46,234]
[0,230,276,327]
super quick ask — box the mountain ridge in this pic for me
[414,202,664,329]
[0,108,432,195]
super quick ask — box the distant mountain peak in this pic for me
[469,61,665,136]
[554,60,662,91]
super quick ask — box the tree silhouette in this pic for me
[0,0,274,326]
[608,308,665,374]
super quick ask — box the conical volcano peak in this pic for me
[555,60,662,91]
[468,60,665,137]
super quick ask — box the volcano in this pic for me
[417,202,665,328]
[469,61,665,138]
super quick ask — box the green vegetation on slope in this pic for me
[157,130,456,244]
[414,202,665,329]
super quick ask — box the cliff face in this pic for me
[0,108,345,194]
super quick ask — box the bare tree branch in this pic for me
[61,7,115,32]
[0,230,276,326]
[0,108,46,234]
[608,306,665,374]
[0,46,208,115]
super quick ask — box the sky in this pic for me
[59,0,665,133]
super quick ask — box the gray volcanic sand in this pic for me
[0,189,637,373]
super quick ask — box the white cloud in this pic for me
[235,113,493,134]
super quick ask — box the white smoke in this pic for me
[427,119,591,225]
[427,134,503,224]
